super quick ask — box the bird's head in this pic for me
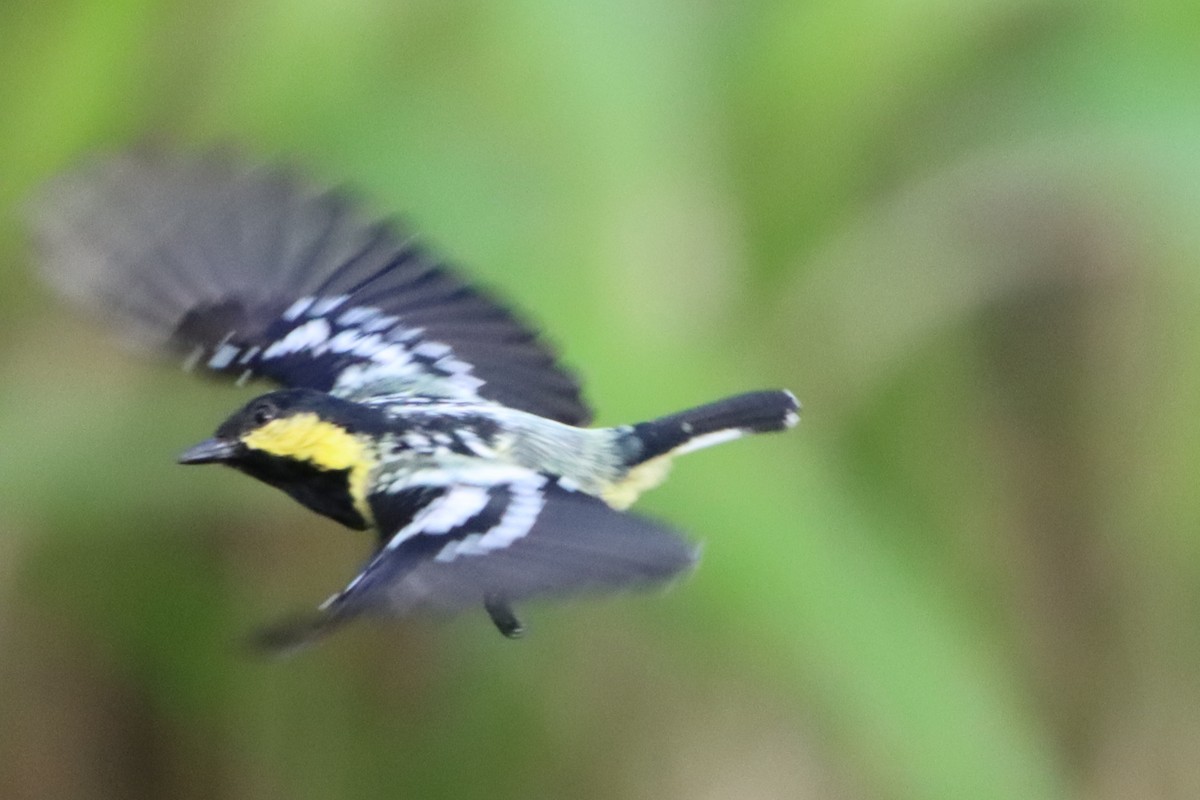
[178,388,386,529]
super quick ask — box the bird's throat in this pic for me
[240,413,376,527]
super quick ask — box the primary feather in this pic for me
[30,149,591,425]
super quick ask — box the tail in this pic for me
[630,389,800,463]
[603,390,799,509]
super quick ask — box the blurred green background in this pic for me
[2,1,1199,798]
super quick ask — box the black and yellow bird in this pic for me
[29,151,799,648]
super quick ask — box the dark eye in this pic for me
[251,400,278,426]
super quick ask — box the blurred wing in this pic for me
[29,150,591,425]
[333,476,698,618]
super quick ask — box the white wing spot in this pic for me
[371,343,414,366]
[337,306,375,326]
[364,314,400,333]
[310,294,350,316]
[390,326,424,343]
[327,329,361,353]
[350,334,386,358]
[263,317,332,359]
[207,343,241,370]
[414,342,451,358]
[282,296,315,321]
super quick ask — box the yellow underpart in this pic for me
[602,455,673,510]
[241,413,375,524]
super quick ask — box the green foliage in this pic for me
[3,1,1200,798]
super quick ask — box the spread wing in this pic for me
[255,476,698,649]
[29,150,591,425]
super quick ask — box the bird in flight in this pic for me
[29,150,799,649]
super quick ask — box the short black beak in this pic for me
[178,437,240,465]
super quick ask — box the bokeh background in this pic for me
[2,2,1200,798]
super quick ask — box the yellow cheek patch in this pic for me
[243,413,361,468]
[242,413,376,524]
